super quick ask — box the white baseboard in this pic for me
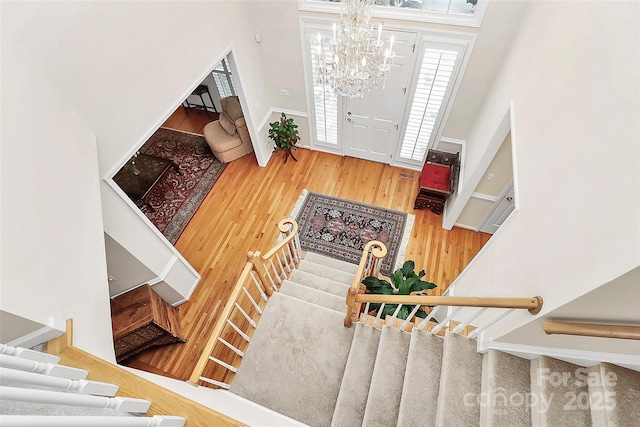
[482,339,640,372]
[257,107,308,132]
[453,222,477,231]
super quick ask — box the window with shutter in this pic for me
[399,46,459,162]
[212,58,236,98]
[309,32,339,147]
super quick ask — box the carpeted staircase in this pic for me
[229,253,640,426]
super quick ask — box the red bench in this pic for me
[414,150,460,215]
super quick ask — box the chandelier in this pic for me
[315,0,396,98]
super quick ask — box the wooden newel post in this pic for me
[344,286,358,327]
[247,251,274,296]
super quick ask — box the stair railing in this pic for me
[344,240,388,326]
[1,327,248,426]
[344,243,543,334]
[189,218,301,389]
[247,218,303,294]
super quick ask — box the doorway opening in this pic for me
[107,51,254,247]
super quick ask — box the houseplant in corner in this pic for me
[268,112,300,163]
[361,260,438,320]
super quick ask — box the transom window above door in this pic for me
[299,0,487,27]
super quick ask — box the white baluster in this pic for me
[361,302,371,323]
[468,309,515,339]
[243,285,263,314]
[0,354,87,380]
[294,234,303,260]
[0,415,185,427]
[431,307,463,335]
[389,304,403,322]
[416,305,443,331]
[282,247,293,272]
[452,307,488,334]
[375,303,386,328]
[400,304,424,331]
[199,376,230,390]
[234,302,257,328]
[275,252,287,277]
[289,240,299,263]
[0,367,118,396]
[208,356,238,373]
[269,259,282,285]
[0,344,60,364]
[0,386,150,413]
[217,337,245,357]
[226,320,250,342]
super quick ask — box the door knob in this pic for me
[507,196,513,202]
[347,112,352,115]
[347,118,352,122]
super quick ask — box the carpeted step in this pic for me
[361,325,412,427]
[297,260,354,287]
[530,356,592,426]
[598,362,640,425]
[229,292,355,427]
[397,329,444,427]
[435,332,483,426]
[331,323,381,427]
[586,364,607,427]
[279,280,346,313]
[479,350,532,427]
[304,252,360,276]
[289,269,351,298]
[398,329,444,427]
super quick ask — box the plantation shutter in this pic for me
[400,47,459,162]
[212,59,237,98]
[309,32,338,146]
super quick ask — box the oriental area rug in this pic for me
[136,128,226,244]
[290,190,414,276]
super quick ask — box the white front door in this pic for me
[343,30,417,164]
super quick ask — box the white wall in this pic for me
[1,4,114,358]
[498,266,640,356]
[446,1,640,353]
[248,0,528,147]
[1,0,274,355]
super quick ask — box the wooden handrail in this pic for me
[189,262,255,385]
[543,321,640,340]
[260,218,298,260]
[349,240,388,290]
[248,218,300,295]
[344,240,387,327]
[354,294,543,314]
[189,218,301,388]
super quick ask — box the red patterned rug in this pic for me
[290,190,414,276]
[137,128,226,244]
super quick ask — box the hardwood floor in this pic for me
[124,107,492,380]
[161,105,218,135]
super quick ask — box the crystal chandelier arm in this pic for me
[313,0,397,98]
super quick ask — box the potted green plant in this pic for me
[361,260,437,320]
[268,112,300,163]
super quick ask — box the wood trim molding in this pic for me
[471,192,498,202]
[257,107,308,133]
